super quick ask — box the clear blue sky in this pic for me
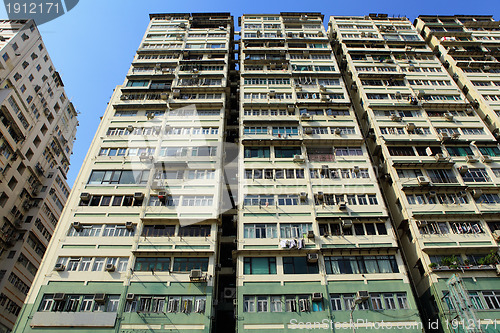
[1,0,498,187]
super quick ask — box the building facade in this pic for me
[236,12,421,332]
[415,16,500,147]
[12,13,234,333]
[0,20,78,333]
[329,14,500,333]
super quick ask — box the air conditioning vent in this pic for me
[105,264,116,272]
[54,263,65,271]
[80,192,91,201]
[223,288,236,299]
[190,269,203,281]
[417,176,430,185]
[390,114,402,122]
[307,253,319,263]
[94,293,106,303]
[293,155,305,163]
[342,219,353,228]
[312,292,323,301]
[356,291,369,301]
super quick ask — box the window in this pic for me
[134,257,171,272]
[88,170,150,185]
[244,147,270,158]
[244,224,277,238]
[283,257,319,274]
[243,257,276,274]
[270,296,282,312]
[172,257,209,272]
[280,223,312,238]
[384,293,396,310]
[324,256,399,274]
[275,147,301,158]
[462,168,491,182]
[396,293,409,309]
[244,296,255,312]
[330,294,342,311]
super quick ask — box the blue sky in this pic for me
[0,0,498,187]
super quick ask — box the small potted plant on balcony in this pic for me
[441,255,459,270]
[478,251,499,268]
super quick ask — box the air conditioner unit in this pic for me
[496,264,500,275]
[319,85,326,92]
[126,293,135,301]
[312,292,323,301]
[307,253,319,263]
[72,221,82,230]
[125,221,134,230]
[147,113,155,119]
[152,180,164,189]
[408,64,416,72]
[466,155,478,163]
[190,269,203,280]
[134,192,144,200]
[295,84,302,91]
[317,192,324,200]
[287,104,295,110]
[459,165,469,174]
[444,113,454,121]
[320,95,330,102]
[172,89,181,97]
[353,166,360,173]
[481,155,493,163]
[53,293,65,301]
[105,264,116,272]
[356,291,369,301]
[161,93,169,100]
[342,219,353,228]
[293,154,305,163]
[451,133,460,139]
[406,123,416,131]
[94,293,106,303]
[471,189,483,199]
[339,203,347,210]
[223,288,236,299]
[268,90,276,97]
[429,190,437,197]
[80,192,91,201]
[493,230,500,241]
[391,114,402,122]
[179,22,186,28]
[333,128,342,135]
[439,133,450,141]
[54,263,65,271]
[307,230,315,239]
[417,176,430,185]
[299,192,308,200]
[300,113,311,119]
[434,154,447,162]
[303,127,313,134]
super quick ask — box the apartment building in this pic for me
[11,13,234,333]
[329,14,500,333]
[236,12,421,332]
[0,20,78,333]
[415,16,500,141]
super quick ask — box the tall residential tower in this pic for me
[329,14,500,332]
[13,13,233,333]
[0,19,78,333]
